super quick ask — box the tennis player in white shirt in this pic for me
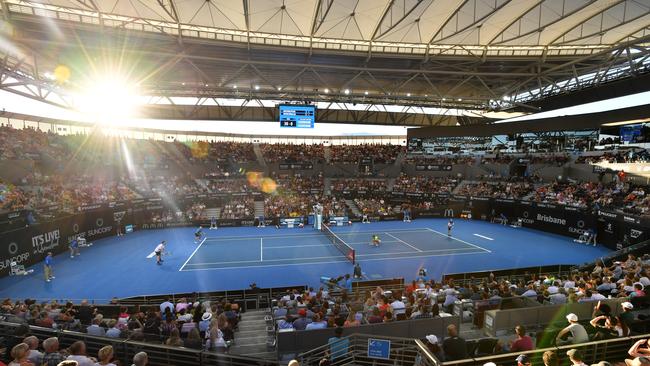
[154,241,166,265]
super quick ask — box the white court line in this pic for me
[262,241,400,250]
[183,247,478,267]
[473,234,494,241]
[383,232,423,252]
[260,238,263,261]
[179,237,206,272]
[202,228,431,241]
[425,228,492,253]
[179,249,487,272]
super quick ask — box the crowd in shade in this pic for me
[261,143,325,163]
[1,252,650,364]
[481,154,570,166]
[405,155,474,165]
[354,198,399,216]
[185,141,256,163]
[1,124,650,220]
[329,144,403,164]
[576,150,650,164]
[330,179,388,193]
[272,173,324,192]
[532,181,650,215]
[456,181,536,200]
[264,194,348,218]
[219,198,254,220]
[0,296,244,364]
[392,174,458,194]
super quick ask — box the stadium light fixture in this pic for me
[324,88,330,93]
[406,93,411,97]
[364,91,368,95]
[344,89,350,95]
[233,85,238,89]
[254,85,260,90]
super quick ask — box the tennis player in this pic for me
[447,219,454,236]
[44,252,54,282]
[194,226,203,243]
[210,216,217,230]
[403,205,411,223]
[154,241,166,265]
[371,234,381,247]
[68,237,79,258]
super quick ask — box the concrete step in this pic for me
[253,143,267,167]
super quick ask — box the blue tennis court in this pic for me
[179,228,489,271]
[0,219,611,301]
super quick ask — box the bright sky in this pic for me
[499,90,650,123]
[0,89,411,136]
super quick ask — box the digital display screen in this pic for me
[279,105,315,128]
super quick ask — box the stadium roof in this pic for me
[2,0,650,126]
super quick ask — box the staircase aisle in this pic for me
[452,180,473,195]
[323,177,332,195]
[253,143,267,167]
[203,207,221,219]
[324,146,332,163]
[254,201,265,218]
[345,199,362,217]
[228,309,276,359]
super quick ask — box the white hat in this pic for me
[425,335,438,344]
[622,302,634,310]
[202,312,212,321]
[566,313,578,322]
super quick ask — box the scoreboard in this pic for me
[279,104,315,128]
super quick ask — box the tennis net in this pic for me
[321,224,355,264]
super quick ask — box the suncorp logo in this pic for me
[536,214,566,226]
[32,229,60,254]
[0,252,30,270]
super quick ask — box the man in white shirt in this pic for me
[154,241,166,265]
[556,314,589,345]
[563,277,576,289]
[390,294,406,316]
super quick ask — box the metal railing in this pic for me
[442,264,576,288]
[413,333,649,366]
[0,321,277,366]
[296,333,421,366]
